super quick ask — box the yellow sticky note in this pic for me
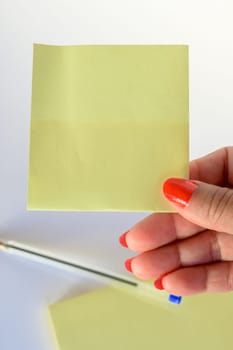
[28,44,189,211]
[50,286,233,350]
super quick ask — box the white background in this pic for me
[1,0,233,349]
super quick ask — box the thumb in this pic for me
[163,178,233,234]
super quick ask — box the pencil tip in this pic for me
[0,241,7,250]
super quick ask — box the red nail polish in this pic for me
[119,231,129,248]
[124,258,133,272]
[163,178,198,208]
[154,278,164,290]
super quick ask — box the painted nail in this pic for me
[119,231,129,248]
[163,178,198,208]
[124,258,133,272]
[154,278,164,290]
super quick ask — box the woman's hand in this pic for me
[119,147,233,296]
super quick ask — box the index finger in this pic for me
[124,212,203,252]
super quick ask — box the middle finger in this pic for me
[129,230,223,280]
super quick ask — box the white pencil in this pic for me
[0,240,181,304]
[0,240,137,287]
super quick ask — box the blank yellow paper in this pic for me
[50,285,233,350]
[28,44,188,211]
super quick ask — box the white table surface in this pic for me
[1,0,233,348]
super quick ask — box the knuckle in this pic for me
[209,231,222,261]
[226,264,233,291]
[206,187,233,227]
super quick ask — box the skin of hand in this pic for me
[119,147,233,296]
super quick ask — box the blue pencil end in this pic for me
[168,294,182,304]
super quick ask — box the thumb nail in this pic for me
[163,178,198,208]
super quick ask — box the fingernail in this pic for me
[163,178,198,208]
[124,258,133,272]
[119,231,129,248]
[154,278,164,290]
